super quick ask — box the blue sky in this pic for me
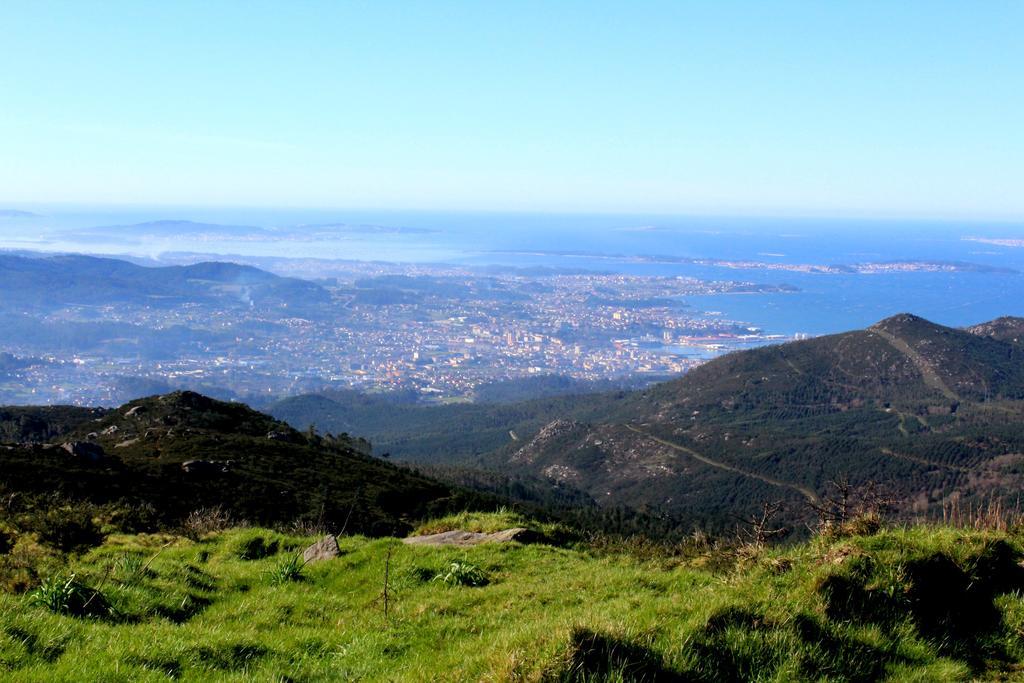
[1,1,1022,218]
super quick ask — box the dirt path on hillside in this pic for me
[625,425,821,505]
[870,328,960,403]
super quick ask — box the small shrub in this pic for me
[266,554,305,584]
[840,512,883,537]
[102,501,160,534]
[0,536,61,593]
[31,574,82,613]
[432,561,488,587]
[819,512,884,540]
[30,573,110,617]
[290,517,330,536]
[183,506,233,540]
[31,506,105,553]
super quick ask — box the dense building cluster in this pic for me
[0,263,793,405]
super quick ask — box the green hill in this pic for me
[0,515,1021,680]
[496,314,1024,531]
[0,252,330,312]
[966,316,1024,346]
[0,392,493,539]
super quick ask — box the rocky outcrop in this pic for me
[302,534,341,562]
[402,527,540,547]
[966,316,1024,345]
[61,441,105,463]
[510,419,585,465]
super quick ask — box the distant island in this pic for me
[965,236,1024,248]
[0,209,40,218]
[296,222,438,235]
[489,249,1018,274]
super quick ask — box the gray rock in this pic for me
[488,527,542,544]
[61,441,105,463]
[403,530,488,546]
[303,534,341,563]
[403,527,539,547]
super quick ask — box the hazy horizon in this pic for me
[4,202,1024,226]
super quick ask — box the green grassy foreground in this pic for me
[1,513,1023,681]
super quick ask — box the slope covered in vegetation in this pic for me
[0,392,496,543]
[0,253,330,313]
[267,388,620,464]
[0,514,1022,681]
[267,316,1024,537]
[497,314,1024,530]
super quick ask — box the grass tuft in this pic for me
[432,561,489,587]
[30,573,111,618]
[266,554,305,585]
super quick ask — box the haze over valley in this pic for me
[1,209,1022,406]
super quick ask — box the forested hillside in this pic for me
[268,388,625,463]
[0,391,494,539]
[503,314,1024,529]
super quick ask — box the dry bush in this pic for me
[940,495,1023,532]
[737,501,787,550]
[182,506,234,539]
[288,517,330,536]
[811,478,893,538]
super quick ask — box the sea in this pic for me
[1,205,1023,337]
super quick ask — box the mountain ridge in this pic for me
[0,390,494,536]
[0,251,330,311]
[496,313,1024,528]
